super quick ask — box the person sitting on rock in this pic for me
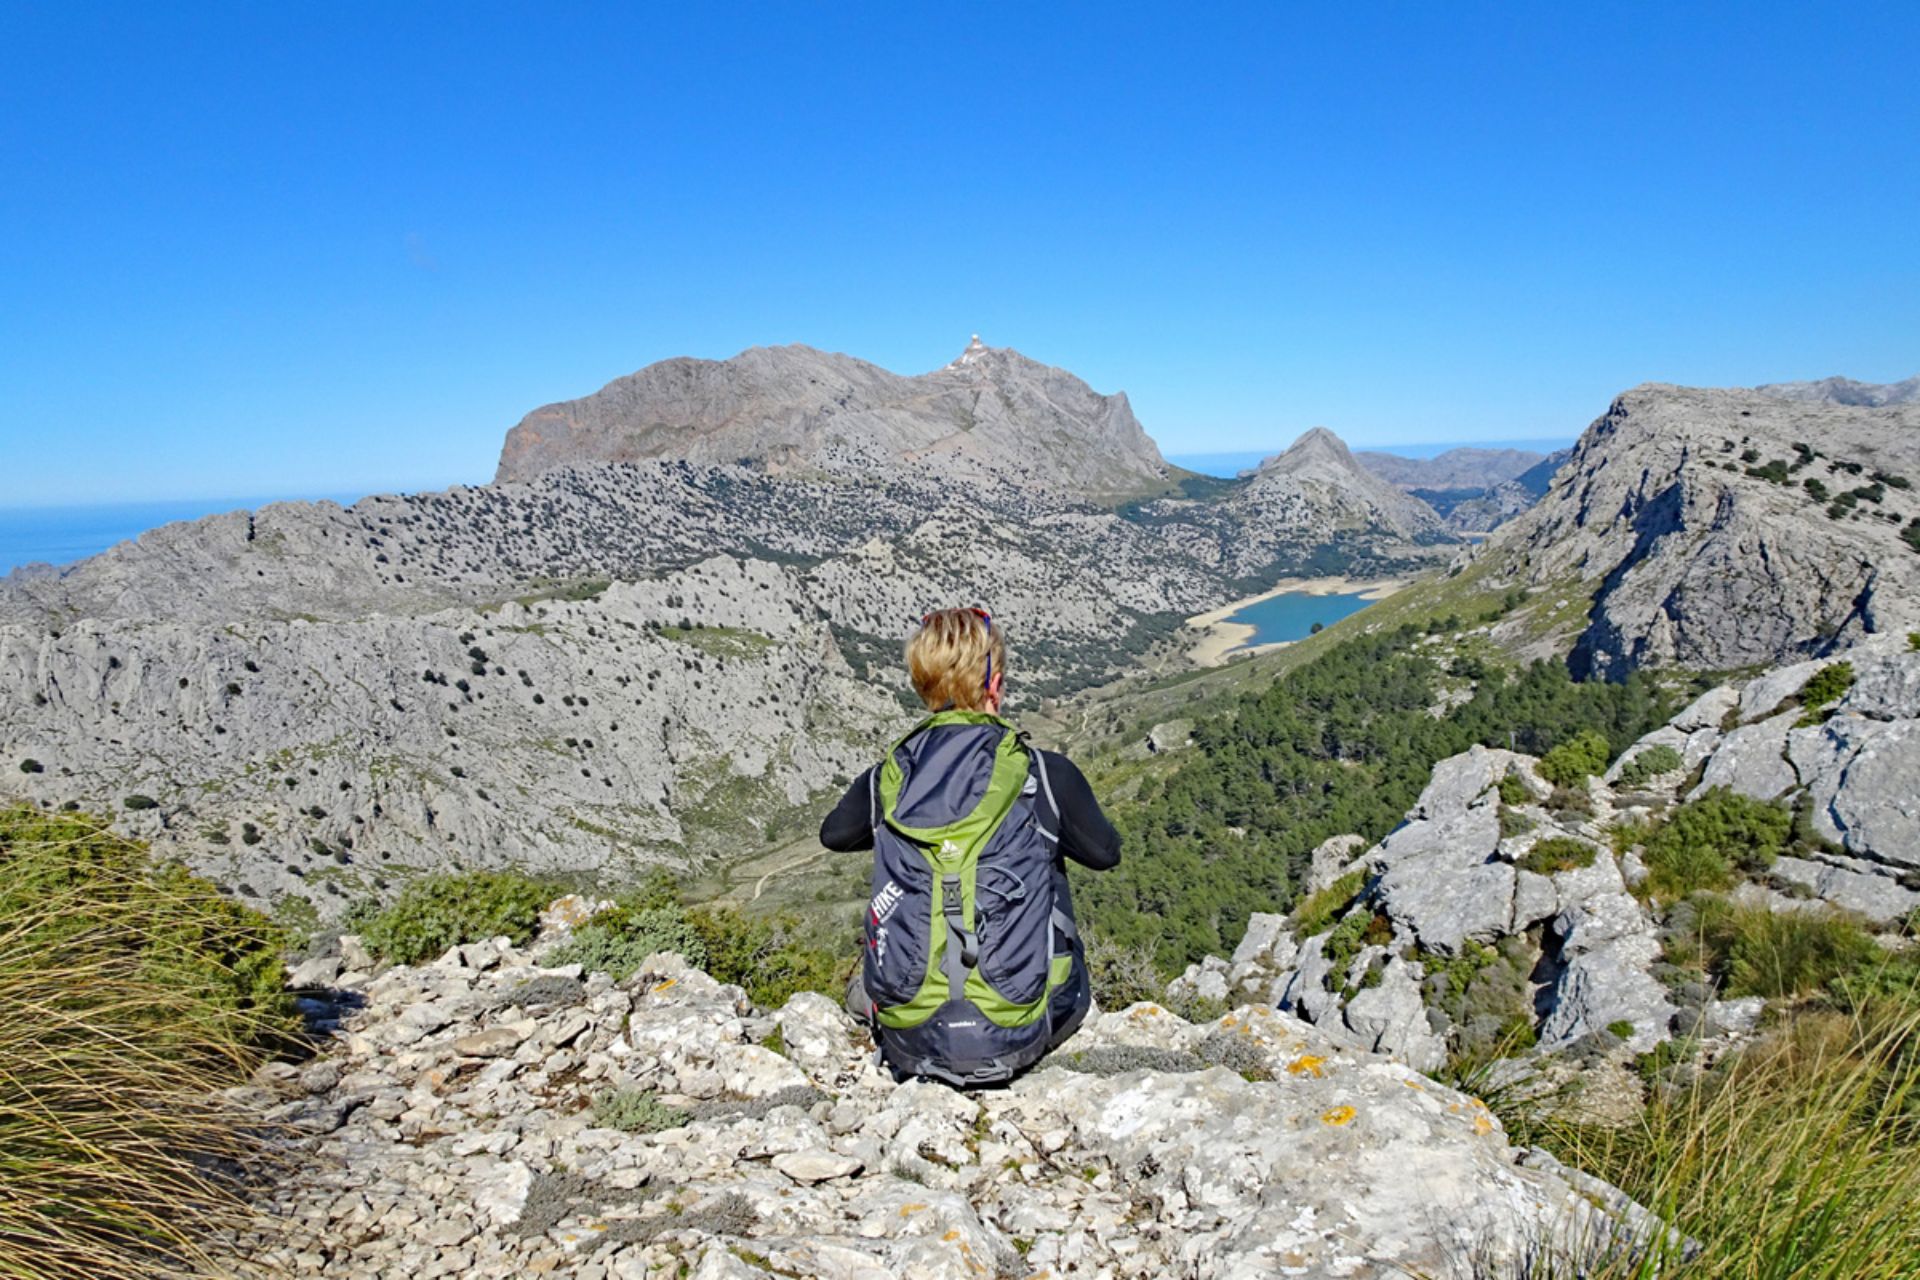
[819,606,1120,1086]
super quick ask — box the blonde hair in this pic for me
[906,608,1006,712]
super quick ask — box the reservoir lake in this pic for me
[1223,589,1378,646]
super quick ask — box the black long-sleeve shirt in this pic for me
[818,748,1121,870]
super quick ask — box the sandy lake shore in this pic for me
[1185,574,1413,666]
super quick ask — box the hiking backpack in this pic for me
[861,710,1089,1086]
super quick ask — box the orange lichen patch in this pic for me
[1222,1015,1239,1029]
[900,1203,928,1217]
[1404,1079,1424,1091]
[650,977,678,994]
[1321,1105,1357,1126]
[1129,1005,1162,1019]
[1252,1004,1274,1017]
[1287,1054,1328,1078]
[1473,1113,1496,1136]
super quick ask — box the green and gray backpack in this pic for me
[861,710,1089,1086]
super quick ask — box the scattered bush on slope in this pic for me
[0,805,298,1280]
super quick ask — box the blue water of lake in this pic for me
[1223,589,1378,646]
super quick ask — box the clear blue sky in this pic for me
[2,2,1915,506]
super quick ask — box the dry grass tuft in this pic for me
[0,805,299,1279]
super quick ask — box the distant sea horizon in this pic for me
[0,494,366,576]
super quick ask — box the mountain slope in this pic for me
[495,338,1172,501]
[1478,384,1920,676]
[1355,445,1546,491]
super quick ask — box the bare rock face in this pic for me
[495,340,1173,503]
[1483,384,1920,678]
[208,920,1671,1279]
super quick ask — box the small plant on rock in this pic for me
[1291,868,1367,936]
[550,904,707,980]
[1616,743,1682,788]
[1519,836,1599,875]
[1793,661,1854,727]
[590,1088,689,1134]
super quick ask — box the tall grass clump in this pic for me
[1491,958,1920,1277]
[0,804,300,1279]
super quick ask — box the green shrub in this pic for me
[0,806,297,1278]
[550,905,706,980]
[1639,788,1792,901]
[1519,836,1599,875]
[1607,1019,1636,1040]
[686,902,849,1009]
[1616,743,1683,788]
[1794,661,1855,726]
[1084,930,1165,1009]
[1692,897,1883,999]
[1497,771,1528,806]
[1549,784,1595,819]
[590,1088,688,1134]
[17,759,41,774]
[1423,936,1537,1061]
[1538,729,1612,788]
[360,869,553,964]
[1322,908,1393,981]
[1290,868,1366,937]
[1499,806,1535,838]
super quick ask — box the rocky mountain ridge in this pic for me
[1465,383,1920,676]
[1753,373,1920,407]
[495,339,1173,502]
[210,909,1673,1279]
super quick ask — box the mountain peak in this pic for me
[1253,426,1357,477]
[493,338,1171,500]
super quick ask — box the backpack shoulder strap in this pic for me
[867,763,881,834]
[1028,742,1061,849]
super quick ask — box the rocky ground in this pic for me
[1171,634,1920,1081]
[210,903,1671,1280]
